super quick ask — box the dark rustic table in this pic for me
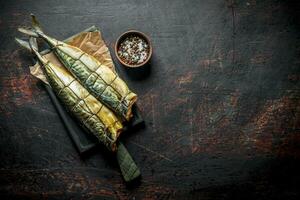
[1,0,300,199]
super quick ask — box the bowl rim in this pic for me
[114,30,152,68]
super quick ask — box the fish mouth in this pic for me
[108,121,124,152]
[124,93,138,121]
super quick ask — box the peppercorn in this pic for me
[118,35,150,65]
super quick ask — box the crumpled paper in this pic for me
[30,30,116,84]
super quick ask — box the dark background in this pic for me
[1,0,300,199]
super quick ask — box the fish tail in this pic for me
[17,27,39,37]
[15,38,32,52]
[29,37,39,53]
[30,13,43,33]
[15,37,46,64]
[15,37,47,68]
[15,37,39,53]
[17,14,44,37]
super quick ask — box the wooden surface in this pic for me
[1,0,300,199]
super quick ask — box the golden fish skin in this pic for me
[45,60,123,151]
[38,32,137,121]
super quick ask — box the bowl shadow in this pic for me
[124,62,152,81]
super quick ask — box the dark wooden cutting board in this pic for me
[37,26,144,154]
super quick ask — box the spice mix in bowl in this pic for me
[115,30,152,68]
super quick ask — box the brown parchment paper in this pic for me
[30,31,116,84]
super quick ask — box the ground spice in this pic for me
[117,35,149,65]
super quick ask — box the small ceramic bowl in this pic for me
[115,30,152,68]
